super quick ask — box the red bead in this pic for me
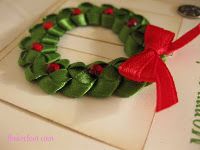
[127,18,138,27]
[32,42,43,52]
[103,8,114,15]
[48,63,61,73]
[43,21,54,30]
[72,8,82,15]
[89,64,104,76]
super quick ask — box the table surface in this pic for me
[0,0,200,150]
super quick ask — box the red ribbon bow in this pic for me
[119,24,200,112]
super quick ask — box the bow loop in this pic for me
[119,50,158,82]
[145,25,175,55]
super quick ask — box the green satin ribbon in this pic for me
[87,65,121,97]
[38,59,71,94]
[79,3,101,26]
[44,52,60,63]
[101,14,115,28]
[57,8,76,30]
[38,69,70,94]
[101,4,116,28]
[115,78,146,97]
[61,62,95,98]
[112,8,131,33]
[30,24,46,40]
[42,44,57,53]
[71,14,87,26]
[48,25,65,37]
[118,14,147,43]
[124,31,144,57]
[18,50,40,66]
[24,55,47,81]
[86,6,101,25]
[41,34,59,45]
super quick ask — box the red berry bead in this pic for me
[89,64,104,76]
[103,8,114,15]
[72,8,82,15]
[43,21,54,30]
[48,63,60,73]
[127,18,138,27]
[32,42,43,52]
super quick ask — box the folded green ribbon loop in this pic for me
[79,3,101,26]
[62,63,95,98]
[47,25,65,37]
[86,6,101,25]
[29,24,46,40]
[56,59,70,68]
[44,52,61,63]
[18,50,40,66]
[87,65,121,97]
[38,69,70,94]
[71,14,87,26]
[58,18,76,30]
[24,55,47,81]
[101,5,116,28]
[118,14,148,43]
[41,34,59,45]
[32,55,47,77]
[124,31,144,57]
[119,26,132,43]
[42,44,57,53]
[78,2,94,12]
[20,37,35,50]
[115,78,146,97]
[101,13,115,28]
[24,65,38,81]
[43,14,57,24]
[112,8,131,33]
[57,8,76,30]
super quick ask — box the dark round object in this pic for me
[177,5,200,19]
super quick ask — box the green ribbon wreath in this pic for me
[18,2,150,98]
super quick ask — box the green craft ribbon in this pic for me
[86,6,101,25]
[101,4,116,28]
[48,25,65,37]
[79,3,101,26]
[38,69,70,94]
[78,2,94,12]
[24,55,47,81]
[124,31,144,57]
[42,44,57,53]
[20,37,35,50]
[87,65,121,97]
[57,8,76,30]
[118,14,147,43]
[71,14,87,26]
[18,50,40,66]
[38,59,71,94]
[62,62,95,98]
[29,24,46,40]
[44,52,61,63]
[41,34,59,45]
[115,78,146,97]
[112,8,131,33]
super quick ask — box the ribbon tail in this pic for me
[155,58,178,112]
[167,24,200,54]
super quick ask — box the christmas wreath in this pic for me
[18,2,200,112]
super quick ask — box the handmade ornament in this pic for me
[18,2,200,112]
